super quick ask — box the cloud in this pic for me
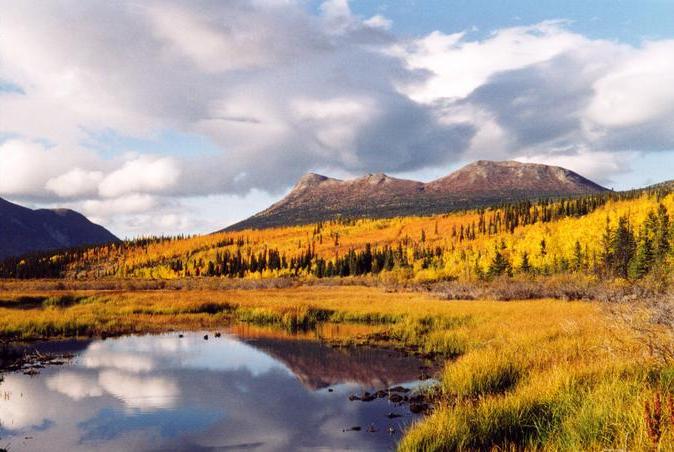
[395,21,588,102]
[98,370,180,410]
[1,2,674,235]
[46,371,105,400]
[0,139,98,198]
[515,151,636,186]
[397,23,674,181]
[586,40,674,128]
[46,169,104,198]
[81,343,157,373]
[98,156,181,198]
[364,15,393,31]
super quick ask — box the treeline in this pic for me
[183,202,673,280]
[484,203,671,280]
[0,234,205,279]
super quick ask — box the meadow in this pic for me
[1,285,673,450]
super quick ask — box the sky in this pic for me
[1,0,674,238]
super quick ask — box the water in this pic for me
[0,327,435,451]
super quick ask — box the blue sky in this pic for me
[1,0,673,237]
[345,0,674,43]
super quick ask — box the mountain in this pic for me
[0,197,119,259]
[226,160,608,230]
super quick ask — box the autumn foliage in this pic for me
[2,187,673,283]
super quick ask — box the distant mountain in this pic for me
[225,160,608,231]
[0,197,119,259]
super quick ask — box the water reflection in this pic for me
[0,329,433,451]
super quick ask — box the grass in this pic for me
[0,285,672,450]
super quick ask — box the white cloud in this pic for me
[81,343,156,373]
[1,1,674,236]
[46,168,103,198]
[0,139,98,197]
[395,21,588,102]
[320,0,352,22]
[98,370,179,410]
[98,156,181,198]
[46,371,104,400]
[515,151,636,186]
[364,15,393,31]
[586,40,674,128]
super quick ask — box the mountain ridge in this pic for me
[225,160,608,231]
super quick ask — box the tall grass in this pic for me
[0,285,672,449]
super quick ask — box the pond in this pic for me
[0,325,436,451]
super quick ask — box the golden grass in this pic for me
[0,286,672,450]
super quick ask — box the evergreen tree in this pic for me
[600,217,613,275]
[655,203,670,261]
[488,248,512,278]
[572,240,583,271]
[629,228,654,279]
[519,251,531,273]
[610,216,636,278]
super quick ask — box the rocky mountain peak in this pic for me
[225,160,608,231]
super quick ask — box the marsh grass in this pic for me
[0,285,672,449]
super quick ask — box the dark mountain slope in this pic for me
[0,197,119,258]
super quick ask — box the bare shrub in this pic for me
[607,294,674,365]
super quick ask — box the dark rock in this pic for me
[348,394,361,401]
[410,403,429,414]
[389,394,403,403]
[388,386,410,393]
[215,332,222,338]
[361,393,376,402]
[203,335,209,340]
[386,412,402,419]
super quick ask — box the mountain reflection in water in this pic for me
[0,329,434,451]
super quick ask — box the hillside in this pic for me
[5,181,672,283]
[0,197,119,259]
[226,160,607,230]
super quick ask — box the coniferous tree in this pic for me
[610,215,636,278]
[600,217,613,276]
[487,248,512,278]
[655,204,670,261]
[519,251,531,273]
[572,240,583,272]
[629,227,654,279]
